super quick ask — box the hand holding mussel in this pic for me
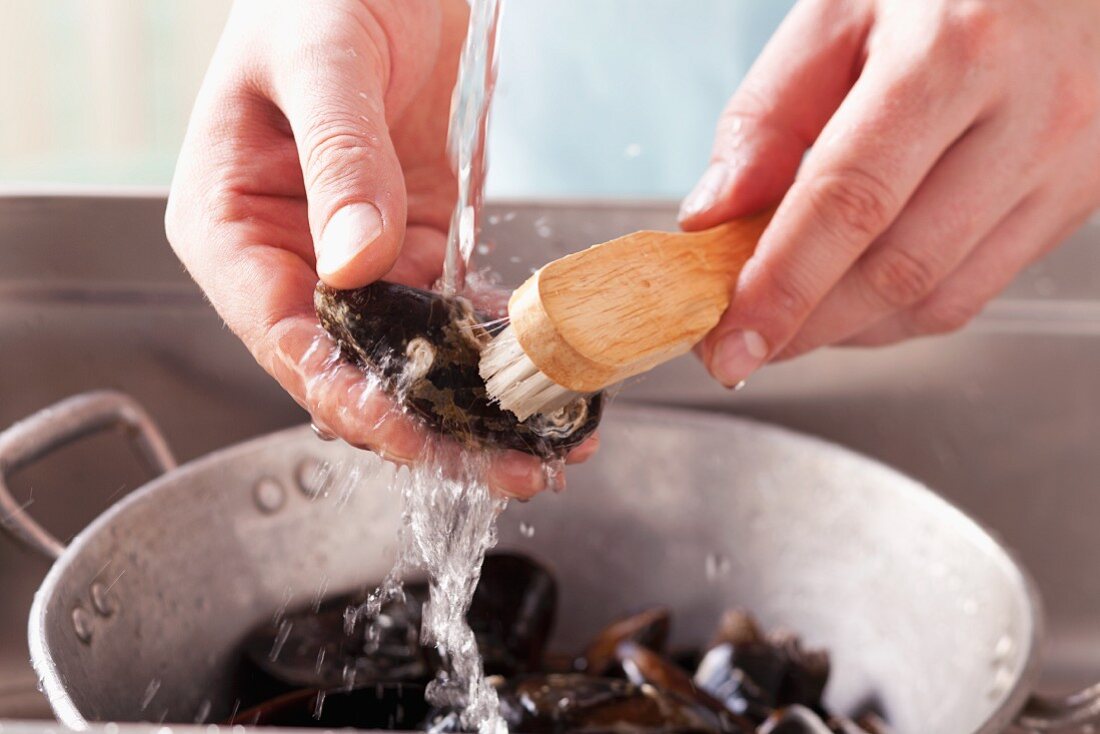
[315,281,602,459]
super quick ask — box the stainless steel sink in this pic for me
[2,193,1099,725]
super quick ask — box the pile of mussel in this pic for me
[231,552,891,733]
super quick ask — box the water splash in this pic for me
[351,439,508,734]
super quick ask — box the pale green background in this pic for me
[0,0,795,197]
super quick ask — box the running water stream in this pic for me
[353,2,510,732]
[442,0,503,298]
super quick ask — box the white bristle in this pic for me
[479,325,578,421]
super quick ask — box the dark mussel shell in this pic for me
[495,674,724,734]
[230,683,430,729]
[243,584,433,690]
[756,705,837,734]
[694,611,830,723]
[581,607,671,676]
[469,552,558,675]
[615,642,755,732]
[315,281,602,459]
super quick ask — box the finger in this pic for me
[844,193,1081,346]
[383,225,446,289]
[266,16,409,290]
[703,50,989,387]
[198,219,558,497]
[778,115,1030,357]
[266,313,428,464]
[565,434,600,465]
[679,0,872,228]
[487,451,547,501]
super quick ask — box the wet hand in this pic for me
[681,0,1100,387]
[166,0,587,497]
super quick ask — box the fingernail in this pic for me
[711,330,769,388]
[317,202,384,278]
[679,162,731,222]
[489,451,544,500]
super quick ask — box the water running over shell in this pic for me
[315,281,601,459]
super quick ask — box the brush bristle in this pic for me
[479,325,579,421]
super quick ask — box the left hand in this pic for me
[681,0,1100,387]
[166,0,596,498]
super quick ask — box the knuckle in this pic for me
[934,1,1006,62]
[909,295,982,335]
[803,166,897,245]
[1045,68,1100,140]
[720,86,772,130]
[301,117,382,192]
[758,267,818,324]
[857,246,942,310]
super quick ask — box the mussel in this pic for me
[468,552,558,675]
[243,583,433,690]
[315,281,602,458]
[241,553,557,692]
[231,683,430,729]
[616,642,755,732]
[580,607,671,676]
[231,554,887,733]
[494,674,723,734]
[756,706,836,734]
[693,611,830,723]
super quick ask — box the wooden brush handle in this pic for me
[509,208,774,392]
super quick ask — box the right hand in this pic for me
[166,0,597,497]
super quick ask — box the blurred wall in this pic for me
[0,0,229,185]
[0,0,792,195]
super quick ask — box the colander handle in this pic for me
[1017,684,1100,730]
[0,390,176,560]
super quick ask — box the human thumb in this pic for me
[275,58,408,290]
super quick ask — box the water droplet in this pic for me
[71,607,93,643]
[90,582,117,617]
[734,380,747,391]
[533,216,553,239]
[508,255,521,264]
[986,665,1014,700]
[705,553,731,581]
[519,521,535,538]
[476,243,491,256]
[487,214,501,225]
[503,212,516,222]
[253,477,286,514]
[141,679,161,711]
[624,143,642,158]
[269,619,292,662]
[992,634,1014,663]
[342,661,359,690]
[310,423,336,441]
[312,575,330,613]
[194,699,212,724]
[313,690,327,720]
